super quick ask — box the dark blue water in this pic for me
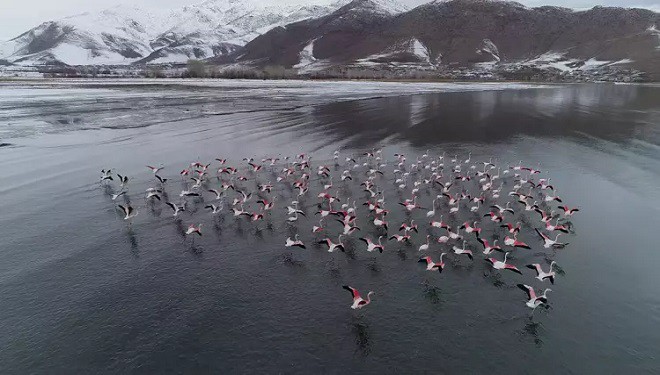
[0,81,658,373]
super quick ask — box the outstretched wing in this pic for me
[342,285,360,299]
[517,284,536,300]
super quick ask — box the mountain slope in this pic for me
[236,0,660,79]
[0,6,162,65]
[234,0,408,67]
[0,0,354,66]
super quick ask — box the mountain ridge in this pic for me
[233,0,659,80]
[0,0,393,65]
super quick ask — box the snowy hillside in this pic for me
[0,0,359,66]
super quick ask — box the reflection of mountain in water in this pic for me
[307,85,659,148]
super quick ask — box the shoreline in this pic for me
[2,76,657,85]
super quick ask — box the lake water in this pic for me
[0,80,658,373]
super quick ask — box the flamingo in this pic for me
[535,229,569,248]
[205,204,223,214]
[389,234,411,243]
[164,202,185,217]
[517,284,551,309]
[342,286,374,309]
[145,188,162,201]
[286,202,305,216]
[185,224,202,236]
[545,218,569,233]
[501,222,521,234]
[100,169,113,182]
[117,174,128,188]
[249,212,264,222]
[544,191,562,203]
[400,220,418,234]
[447,226,463,240]
[535,209,555,224]
[318,235,345,252]
[287,211,302,223]
[399,197,423,212]
[360,236,384,253]
[285,234,306,249]
[146,164,164,174]
[477,237,502,254]
[257,199,275,211]
[208,189,223,200]
[504,233,531,249]
[430,216,448,229]
[337,220,360,235]
[527,262,557,284]
[426,198,437,218]
[317,208,334,218]
[559,205,580,217]
[418,235,431,251]
[312,220,324,233]
[460,221,482,236]
[485,252,522,274]
[491,202,514,216]
[452,240,474,260]
[483,211,504,223]
[116,204,138,220]
[373,216,388,230]
[418,254,446,272]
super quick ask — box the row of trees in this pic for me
[182,60,298,79]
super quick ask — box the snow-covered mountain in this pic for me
[237,0,660,80]
[0,0,407,65]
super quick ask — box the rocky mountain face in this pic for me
[1,0,658,81]
[0,0,355,65]
[235,0,660,80]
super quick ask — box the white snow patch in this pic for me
[368,0,410,15]
[411,39,430,61]
[516,51,635,73]
[294,39,318,69]
[648,25,660,49]
[49,44,131,66]
[294,39,333,74]
[475,39,500,62]
[577,58,611,70]
[356,38,433,66]
[609,59,634,65]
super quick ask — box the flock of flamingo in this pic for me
[100,149,579,312]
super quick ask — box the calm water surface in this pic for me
[0,81,658,374]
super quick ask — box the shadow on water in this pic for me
[350,316,372,357]
[173,219,186,238]
[520,318,545,348]
[126,227,139,256]
[278,252,305,268]
[421,280,444,305]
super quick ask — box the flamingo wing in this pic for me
[117,204,129,216]
[535,228,549,240]
[517,284,536,300]
[527,264,542,275]
[477,236,486,247]
[343,285,360,300]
